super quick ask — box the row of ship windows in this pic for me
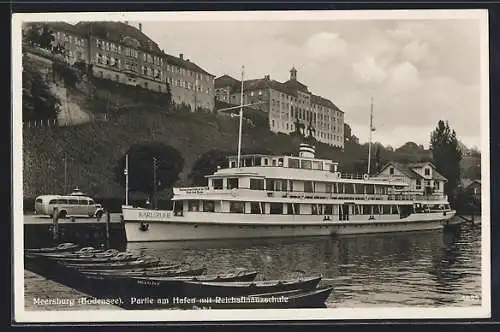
[213,178,391,195]
[180,201,429,215]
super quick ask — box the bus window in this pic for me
[68,199,79,204]
[35,198,43,204]
[88,199,95,205]
[49,199,57,205]
[78,199,88,205]
[57,199,68,204]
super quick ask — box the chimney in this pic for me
[179,53,184,60]
[264,74,270,80]
[139,23,142,31]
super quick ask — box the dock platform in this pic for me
[24,213,126,249]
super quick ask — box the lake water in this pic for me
[126,223,482,308]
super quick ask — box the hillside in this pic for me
[22,55,480,203]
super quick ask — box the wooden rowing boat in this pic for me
[25,247,114,260]
[120,284,332,310]
[178,275,323,298]
[81,265,207,278]
[60,257,162,270]
[43,252,139,264]
[203,285,334,309]
[81,269,257,298]
[25,243,80,254]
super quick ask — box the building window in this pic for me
[424,168,430,176]
[212,179,223,190]
[416,179,422,190]
[187,200,199,212]
[227,178,239,189]
[250,178,264,190]
[270,203,283,215]
[202,200,215,212]
[304,181,313,193]
[250,202,261,214]
[389,167,394,175]
[230,202,245,213]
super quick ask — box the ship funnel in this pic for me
[299,143,315,158]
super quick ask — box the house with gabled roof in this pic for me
[373,161,447,196]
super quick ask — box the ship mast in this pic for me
[367,97,374,175]
[237,65,245,168]
[124,154,129,206]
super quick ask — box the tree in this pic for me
[39,24,55,50]
[23,24,42,46]
[114,143,184,198]
[189,149,230,186]
[52,59,82,88]
[430,120,463,202]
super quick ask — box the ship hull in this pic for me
[122,207,455,242]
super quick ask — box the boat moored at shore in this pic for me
[122,143,455,242]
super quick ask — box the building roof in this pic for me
[45,22,83,35]
[163,53,214,77]
[215,74,241,88]
[311,94,343,112]
[283,79,309,94]
[461,178,481,188]
[377,161,448,182]
[215,73,342,112]
[47,21,214,76]
[75,21,163,55]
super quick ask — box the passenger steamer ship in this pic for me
[121,142,455,242]
[121,68,455,242]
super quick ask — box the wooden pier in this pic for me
[24,212,126,249]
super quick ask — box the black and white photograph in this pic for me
[12,9,490,322]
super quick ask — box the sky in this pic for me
[131,15,484,150]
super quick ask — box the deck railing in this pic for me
[173,187,448,202]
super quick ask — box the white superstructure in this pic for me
[121,143,455,242]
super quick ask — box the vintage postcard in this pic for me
[12,9,491,323]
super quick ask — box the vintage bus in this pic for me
[34,188,104,219]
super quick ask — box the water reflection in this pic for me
[126,224,482,307]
